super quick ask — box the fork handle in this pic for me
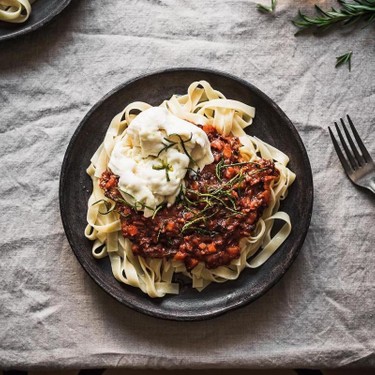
[368,178,375,194]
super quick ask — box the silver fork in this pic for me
[329,115,375,194]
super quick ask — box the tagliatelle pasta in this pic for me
[0,0,35,23]
[85,81,296,297]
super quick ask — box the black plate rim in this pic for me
[59,67,314,321]
[0,0,71,42]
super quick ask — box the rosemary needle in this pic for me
[92,199,116,215]
[152,160,173,182]
[335,51,353,71]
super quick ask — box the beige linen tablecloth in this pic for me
[0,0,374,370]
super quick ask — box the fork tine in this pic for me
[334,122,358,170]
[346,115,373,163]
[340,117,365,167]
[329,126,353,175]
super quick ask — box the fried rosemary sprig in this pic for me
[188,227,220,236]
[181,207,219,234]
[92,199,116,215]
[117,189,166,219]
[180,175,243,234]
[215,158,261,181]
[157,138,177,157]
[185,189,241,215]
[152,159,173,182]
[180,163,270,234]
[118,189,155,212]
[293,0,375,32]
[152,204,166,219]
[157,133,197,166]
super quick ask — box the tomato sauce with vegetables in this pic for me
[99,124,279,270]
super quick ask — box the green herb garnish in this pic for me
[188,227,219,236]
[117,190,165,219]
[215,159,260,181]
[152,159,173,182]
[336,51,353,71]
[156,227,163,243]
[185,167,200,175]
[152,204,165,220]
[119,189,154,212]
[293,1,375,32]
[181,207,219,234]
[157,137,178,157]
[92,199,116,215]
[171,133,197,167]
[157,133,198,167]
[215,159,225,181]
[179,164,269,234]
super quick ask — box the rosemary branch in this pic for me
[293,0,375,32]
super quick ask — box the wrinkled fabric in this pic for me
[0,0,374,370]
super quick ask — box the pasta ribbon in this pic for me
[0,0,35,23]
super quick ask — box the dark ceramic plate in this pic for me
[60,68,313,321]
[0,0,71,42]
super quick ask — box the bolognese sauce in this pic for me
[99,124,279,270]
